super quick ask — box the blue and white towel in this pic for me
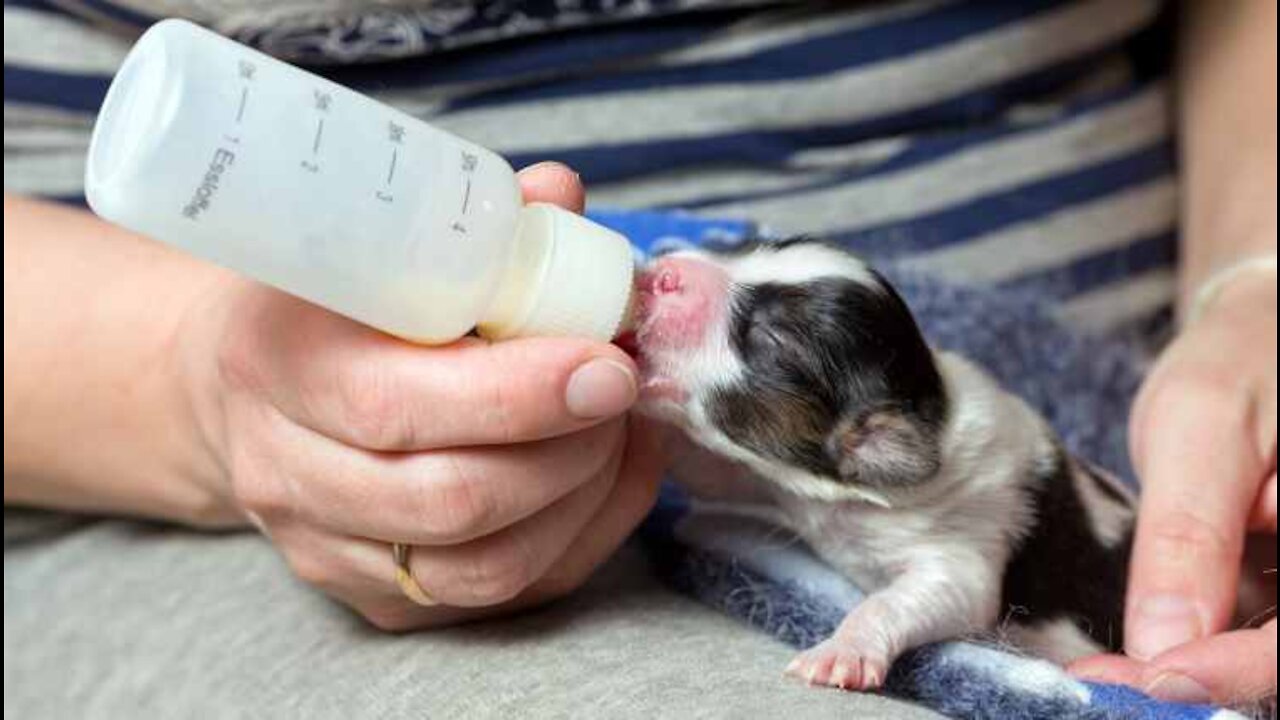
[589,210,1246,720]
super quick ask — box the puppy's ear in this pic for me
[825,407,941,487]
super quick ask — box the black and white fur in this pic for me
[632,239,1137,691]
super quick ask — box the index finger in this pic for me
[1125,363,1264,661]
[257,309,639,450]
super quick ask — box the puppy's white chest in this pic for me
[776,495,932,593]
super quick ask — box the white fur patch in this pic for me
[721,243,880,288]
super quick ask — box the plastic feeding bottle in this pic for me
[85,19,634,344]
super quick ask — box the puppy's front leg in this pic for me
[786,556,1001,691]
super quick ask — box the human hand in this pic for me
[1072,270,1278,705]
[180,163,667,630]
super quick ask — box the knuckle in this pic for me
[457,543,537,606]
[287,550,335,589]
[536,566,587,602]
[416,456,497,541]
[474,366,524,445]
[1147,370,1242,423]
[1145,508,1234,561]
[1180,371,1246,415]
[339,362,415,451]
[474,350,548,443]
[229,463,291,519]
[1135,372,1254,463]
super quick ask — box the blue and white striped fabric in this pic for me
[6,0,1179,352]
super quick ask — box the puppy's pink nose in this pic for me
[655,268,682,294]
[643,255,723,298]
[633,254,731,352]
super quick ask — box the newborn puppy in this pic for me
[627,238,1136,691]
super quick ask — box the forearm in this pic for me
[1177,0,1278,314]
[3,194,238,526]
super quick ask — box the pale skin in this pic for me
[2,0,1276,703]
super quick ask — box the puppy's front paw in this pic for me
[785,639,889,692]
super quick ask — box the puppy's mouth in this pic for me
[614,329,640,359]
[616,263,667,361]
[613,267,653,360]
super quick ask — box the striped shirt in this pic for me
[4,0,1178,347]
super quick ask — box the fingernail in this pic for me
[566,358,637,419]
[1128,595,1206,660]
[1144,672,1212,704]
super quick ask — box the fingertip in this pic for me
[1125,594,1211,661]
[517,162,585,213]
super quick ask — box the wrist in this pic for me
[4,196,249,526]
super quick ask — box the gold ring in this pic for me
[391,543,437,606]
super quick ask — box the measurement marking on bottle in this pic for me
[312,118,325,154]
[461,179,473,215]
[386,149,398,185]
[235,87,249,123]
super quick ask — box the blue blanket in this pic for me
[587,208,1246,720]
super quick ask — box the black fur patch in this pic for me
[706,269,948,488]
[1002,449,1132,650]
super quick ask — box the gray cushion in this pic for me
[4,511,939,719]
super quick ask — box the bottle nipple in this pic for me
[478,203,635,343]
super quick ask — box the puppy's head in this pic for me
[627,239,948,502]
